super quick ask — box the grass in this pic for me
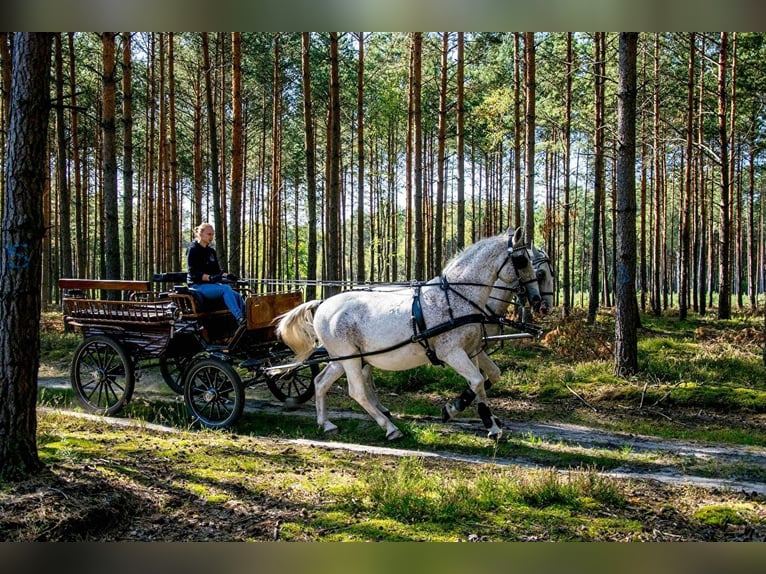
[25,307,766,540]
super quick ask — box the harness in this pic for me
[411,235,537,365]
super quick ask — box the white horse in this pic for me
[443,243,555,420]
[276,227,542,440]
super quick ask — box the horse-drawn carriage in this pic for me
[58,228,552,438]
[59,275,323,429]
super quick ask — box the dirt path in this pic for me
[39,374,766,496]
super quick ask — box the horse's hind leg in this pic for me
[314,362,346,433]
[344,360,402,440]
[361,363,391,418]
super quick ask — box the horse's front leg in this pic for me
[442,350,503,439]
[442,351,500,421]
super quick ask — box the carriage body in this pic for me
[58,276,318,428]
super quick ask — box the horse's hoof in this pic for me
[487,428,503,440]
[441,403,458,422]
[441,405,452,422]
[386,429,404,441]
[321,422,339,434]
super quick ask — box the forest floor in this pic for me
[5,371,763,542]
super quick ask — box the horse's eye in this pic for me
[536,269,545,281]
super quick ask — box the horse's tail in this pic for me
[275,299,323,363]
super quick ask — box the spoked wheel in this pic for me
[70,335,135,415]
[183,358,244,429]
[159,352,195,395]
[265,362,318,405]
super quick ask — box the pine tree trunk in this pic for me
[614,32,640,377]
[0,32,51,480]
[679,33,696,320]
[229,32,243,276]
[718,32,732,320]
[524,32,536,244]
[356,33,366,282]
[101,33,120,286]
[588,32,605,324]
[456,32,466,250]
[412,32,424,280]
[301,32,318,300]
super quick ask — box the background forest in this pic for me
[0,32,764,318]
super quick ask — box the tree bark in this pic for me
[122,32,134,280]
[301,32,318,300]
[456,32,465,250]
[523,32,536,243]
[356,33,366,283]
[679,33,696,320]
[718,32,731,320]
[55,34,73,280]
[0,32,51,480]
[326,32,342,297]
[412,32,424,279]
[101,33,120,285]
[229,32,243,276]
[587,32,605,324]
[614,32,640,377]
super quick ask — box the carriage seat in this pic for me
[151,271,230,319]
[169,284,229,317]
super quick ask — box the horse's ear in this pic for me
[512,227,523,246]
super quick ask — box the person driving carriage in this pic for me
[186,222,246,328]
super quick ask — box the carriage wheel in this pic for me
[159,352,194,395]
[265,362,318,405]
[183,358,245,429]
[71,335,135,415]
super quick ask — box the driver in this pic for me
[186,222,246,328]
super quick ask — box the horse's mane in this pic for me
[441,233,505,277]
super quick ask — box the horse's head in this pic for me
[501,227,542,314]
[529,243,554,316]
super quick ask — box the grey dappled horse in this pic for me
[276,228,541,440]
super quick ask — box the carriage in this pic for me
[58,228,551,439]
[58,274,324,429]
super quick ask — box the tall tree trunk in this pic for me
[122,32,134,280]
[412,32,424,279]
[356,33,366,282]
[201,33,222,250]
[698,35,708,316]
[101,33,120,285]
[326,32,342,297]
[523,32,536,243]
[639,43,648,312]
[513,32,522,230]
[614,32,640,377]
[229,32,243,276]
[588,32,605,324]
[717,32,731,320]
[55,34,73,279]
[651,34,662,317]
[168,33,180,272]
[0,32,51,480]
[269,33,283,280]
[456,32,465,250]
[435,32,448,275]
[562,32,572,318]
[679,33,696,320]
[301,32,318,300]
